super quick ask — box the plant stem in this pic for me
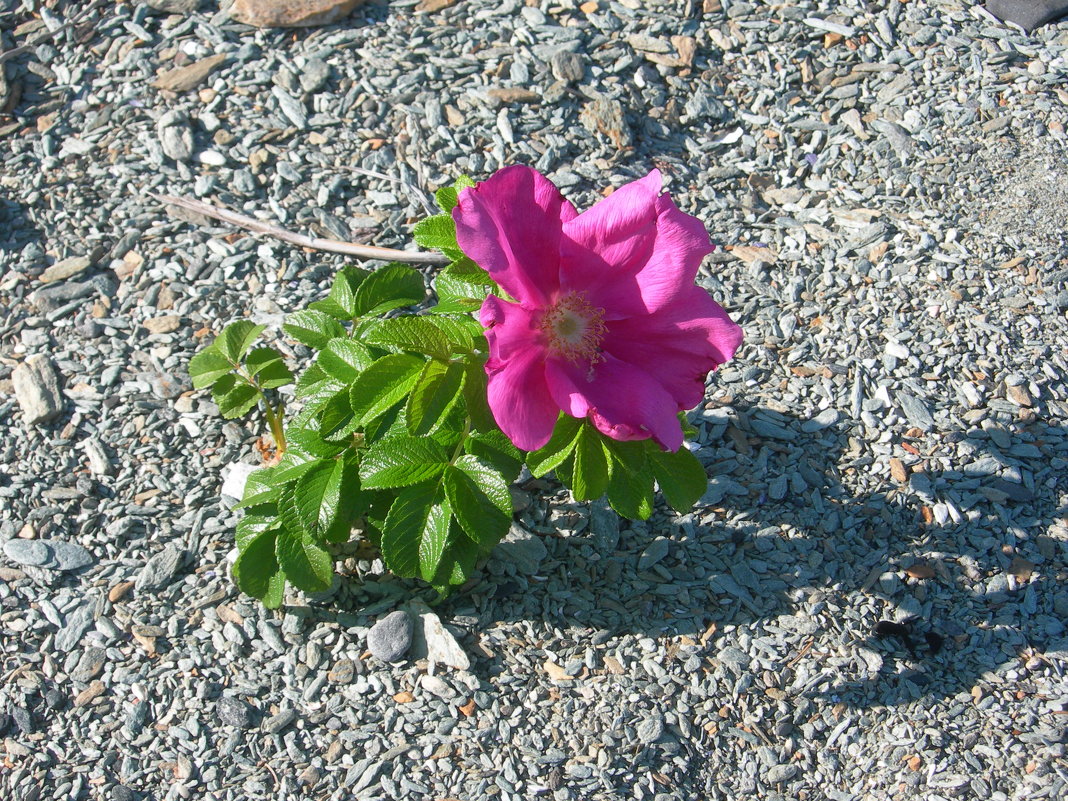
[263,399,287,456]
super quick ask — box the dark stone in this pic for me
[217,696,254,729]
[11,705,33,734]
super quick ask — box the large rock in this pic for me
[13,354,64,425]
[231,0,367,28]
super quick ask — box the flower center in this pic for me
[540,292,607,365]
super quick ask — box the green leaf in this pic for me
[245,347,293,389]
[362,317,451,361]
[429,414,466,452]
[349,353,424,424]
[444,455,512,548]
[435,185,459,214]
[324,455,363,544]
[212,373,260,419]
[360,435,449,489]
[526,415,582,476]
[413,213,458,252]
[235,503,280,550]
[406,360,465,436]
[311,265,371,319]
[217,321,265,363]
[461,360,497,433]
[319,389,359,442]
[571,425,609,501]
[275,526,333,593]
[262,570,286,608]
[294,360,338,399]
[271,450,323,484]
[381,481,452,581]
[351,263,426,317]
[283,309,346,350]
[189,345,233,389]
[236,469,282,509]
[433,257,495,311]
[465,430,524,484]
[605,441,655,520]
[285,427,346,459]
[430,529,480,589]
[233,527,280,599]
[647,444,708,513]
[317,338,374,384]
[423,314,480,354]
[294,459,345,536]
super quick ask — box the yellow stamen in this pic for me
[540,292,607,368]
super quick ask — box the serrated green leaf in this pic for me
[444,455,512,548]
[362,317,451,361]
[285,427,346,459]
[349,353,424,424]
[275,526,333,593]
[360,435,449,489]
[245,347,293,389]
[236,468,282,509]
[571,425,609,501]
[283,309,346,350]
[605,442,655,520]
[271,451,324,484]
[423,314,481,354]
[430,526,480,589]
[294,459,344,536]
[317,338,374,384]
[262,570,286,608]
[526,415,582,475]
[319,389,359,442]
[648,445,708,513]
[381,481,451,581]
[462,360,497,433]
[217,321,265,363]
[406,360,465,436]
[351,263,426,318]
[363,400,406,445]
[324,265,372,318]
[212,373,260,419]
[465,430,524,484]
[233,527,280,599]
[433,257,495,310]
[189,346,234,389]
[435,185,459,214]
[323,455,363,545]
[454,175,475,191]
[235,503,280,550]
[413,213,458,252]
[429,399,467,451]
[294,360,339,399]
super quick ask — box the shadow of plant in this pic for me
[416,400,1068,714]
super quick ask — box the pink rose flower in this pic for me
[453,165,743,452]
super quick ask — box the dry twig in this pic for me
[153,193,448,266]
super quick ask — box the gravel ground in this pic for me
[2,1,1068,800]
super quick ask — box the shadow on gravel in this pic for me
[0,191,43,255]
[436,401,1065,711]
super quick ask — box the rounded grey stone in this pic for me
[367,610,413,663]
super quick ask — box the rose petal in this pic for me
[454,165,576,307]
[480,295,559,451]
[602,285,744,409]
[545,354,684,450]
[560,171,713,317]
